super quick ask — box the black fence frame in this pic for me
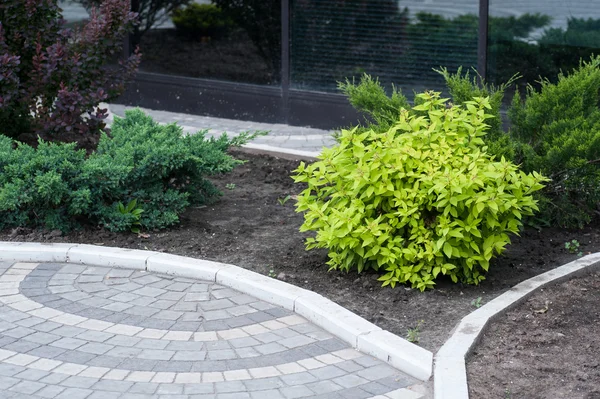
[118,0,491,129]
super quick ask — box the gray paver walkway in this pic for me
[0,261,427,398]
[106,104,337,155]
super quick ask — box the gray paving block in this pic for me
[104,347,142,358]
[309,365,346,380]
[51,326,87,337]
[332,375,369,389]
[76,331,115,343]
[218,392,251,399]
[39,373,69,385]
[85,356,122,368]
[153,361,193,372]
[255,343,287,355]
[215,381,246,393]
[358,381,392,395]
[0,375,20,390]
[61,376,99,389]
[4,326,36,339]
[250,389,285,399]
[280,385,314,399]
[87,391,122,399]
[244,377,284,391]
[228,337,260,349]
[156,383,184,394]
[4,340,41,353]
[137,316,178,330]
[34,321,63,333]
[170,321,203,331]
[184,384,214,395]
[307,380,344,395]
[356,364,398,381]
[35,385,67,398]
[207,349,237,361]
[54,350,97,364]
[119,358,158,371]
[13,368,50,381]
[105,336,141,347]
[336,361,364,373]
[234,347,260,359]
[138,349,175,361]
[336,387,372,399]
[78,343,114,355]
[173,351,207,361]
[280,372,318,386]
[128,382,160,394]
[55,387,93,399]
[92,380,133,392]
[9,380,46,394]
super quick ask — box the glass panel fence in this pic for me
[128,0,281,85]
[290,0,479,94]
[487,0,600,88]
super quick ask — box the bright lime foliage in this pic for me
[293,92,547,290]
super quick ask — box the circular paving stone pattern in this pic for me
[0,261,426,399]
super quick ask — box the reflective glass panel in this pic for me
[487,0,600,87]
[290,0,479,93]
[135,0,281,85]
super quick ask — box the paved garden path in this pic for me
[107,104,336,156]
[0,260,428,399]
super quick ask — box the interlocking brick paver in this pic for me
[0,261,428,398]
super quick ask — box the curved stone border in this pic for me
[0,242,433,381]
[433,252,600,399]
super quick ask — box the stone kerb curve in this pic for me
[433,252,600,399]
[0,241,433,382]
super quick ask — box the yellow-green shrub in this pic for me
[293,92,547,290]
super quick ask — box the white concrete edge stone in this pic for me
[0,242,433,382]
[433,252,600,399]
[241,143,321,160]
[358,330,433,381]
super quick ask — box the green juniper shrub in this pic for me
[293,92,547,291]
[0,136,90,231]
[337,74,410,134]
[171,3,234,39]
[0,109,261,232]
[508,56,600,228]
[91,109,256,231]
[436,66,520,161]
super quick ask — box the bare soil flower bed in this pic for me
[467,271,600,399]
[1,150,599,354]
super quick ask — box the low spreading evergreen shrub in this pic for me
[0,109,259,232]
[293,92,546,290]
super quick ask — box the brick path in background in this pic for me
[106,104,337,155]
[0,261,429,399]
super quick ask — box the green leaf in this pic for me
[443,242,453,258]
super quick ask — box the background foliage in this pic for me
[0,0,140,150]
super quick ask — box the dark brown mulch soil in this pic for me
[1,150,599,353]
[467,271,600,399]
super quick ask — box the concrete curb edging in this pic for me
[0,241,433,382]
[433,252,600,399]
